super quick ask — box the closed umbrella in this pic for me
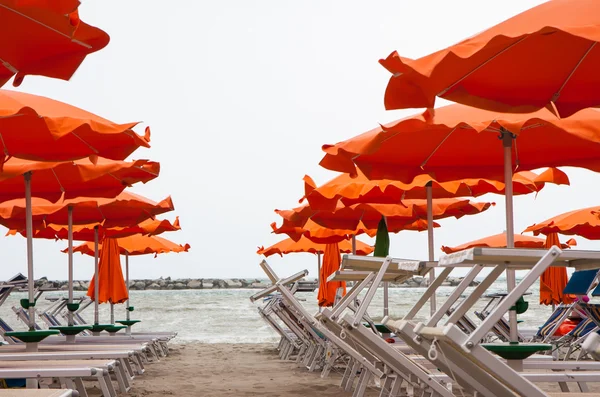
[317,242,345,307]
[540,233,574,306]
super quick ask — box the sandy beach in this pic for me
[89,342,600,397]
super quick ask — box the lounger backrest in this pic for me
[564,269,599,295]
[569,318,597,338]
[536,305,570,337]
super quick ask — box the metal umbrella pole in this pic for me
[24,172,36,331]
[426,183,436,316]
[126,253,130,321]
[94,226,100,329]
[67,206,74,326]
[502,130,518,342]
[317,252,322,313]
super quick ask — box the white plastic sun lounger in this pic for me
[0,364,114,397]
[0,390,76,397]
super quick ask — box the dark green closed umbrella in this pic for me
[374,216,390,257]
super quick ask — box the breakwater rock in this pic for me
[32,275,479,291]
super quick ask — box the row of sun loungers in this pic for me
[252,247,600,397]
[0,275,178,396]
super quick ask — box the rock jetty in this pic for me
[33,275,479,291]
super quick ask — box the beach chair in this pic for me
[397,246,600,396]
[0,391,76,397]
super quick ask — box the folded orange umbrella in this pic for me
[321,104,600,183]
[317,242,345,308]
[540,233,574,306]
[276,198,493,232]
[524,206,600,240]
[379,0,600,118]
[0,90,150,163]
[303,168,568,211]
[0,191,174,230]
[0,0,109,87]
[0,157,159,203]
[258,235,374,257]
[86,237,128,305]
[441,232,575,254]
[9,216,180,241]
[69,235,191,258]
[271,218,439,244]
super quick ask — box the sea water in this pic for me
[0,279,554,343]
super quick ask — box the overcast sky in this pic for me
[4,0,597,282]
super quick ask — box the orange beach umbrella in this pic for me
[302,168,568,212]
[86,238,128,305]
[524,206,600,240]
[0,90,151,164]
[317,242,346,307]
[258,235,374,257]
[275,198,493,233]
[0,0,109,87]
[379,0,600,118]
[0,157,159,204]
[320,104,600,183]
[9,216,181,242]
[271,217,439,244]
[540,233,574,306]
[441,232,575,254]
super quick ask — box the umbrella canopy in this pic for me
[257,235,374,257]
[524,206,600,240]
[0,90,150,163]
[272,217,439,244]
[9,216,180,241]
[379,0,600,118]
[69,235,191,257]
[0,0,109,87]
[303,168,569,211]
[540,233,574,306]
[0,157,159,203]
[317,242,345,307]
[320,104,600,183]
[86,237,128,304]
[275,198,493,232]
[0,191,174,230]
[441,232,575,254]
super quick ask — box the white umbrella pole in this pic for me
[351,235,356,255]
[503,132,518,342]
[24,172,35,331]
[317,252,322,313]
[110,303,114,324]
[126,253,130,321]
[426,183,436,316]
[67,206,73,326]
[94,226,99,325]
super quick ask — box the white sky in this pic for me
[3,0,597,282]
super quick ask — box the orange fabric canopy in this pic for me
[0,1,109,87]
[303,168,568,211]
[0,90,150,163]
[86,237,128,304]
[540,233,574,306]
[257,235,374,257]
[320,104,600,183]
[275,198,493,232]
[317,242,345,307]
[441,232,575,254]
[524,206,600,240]
[379,0,600,118]
[9,217,180,242]
[0,157,159,203]
[272,218,439,244]
[70,235,191,258]
[0,191,174,230]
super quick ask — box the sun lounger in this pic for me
[0,391,76,397]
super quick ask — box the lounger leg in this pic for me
[308,345,324,372]
[282,342,291,360]
[341,358,355,390]
[74,378,89,397]
[352,367,372,397]
[321,350,338,378]
[114,362,130,393]
[63,378,76,391]
[388,375,403,397]
[100,371,117,397]
[379,375,394,397]
[345,360,361,392]
[121,358,135,380]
